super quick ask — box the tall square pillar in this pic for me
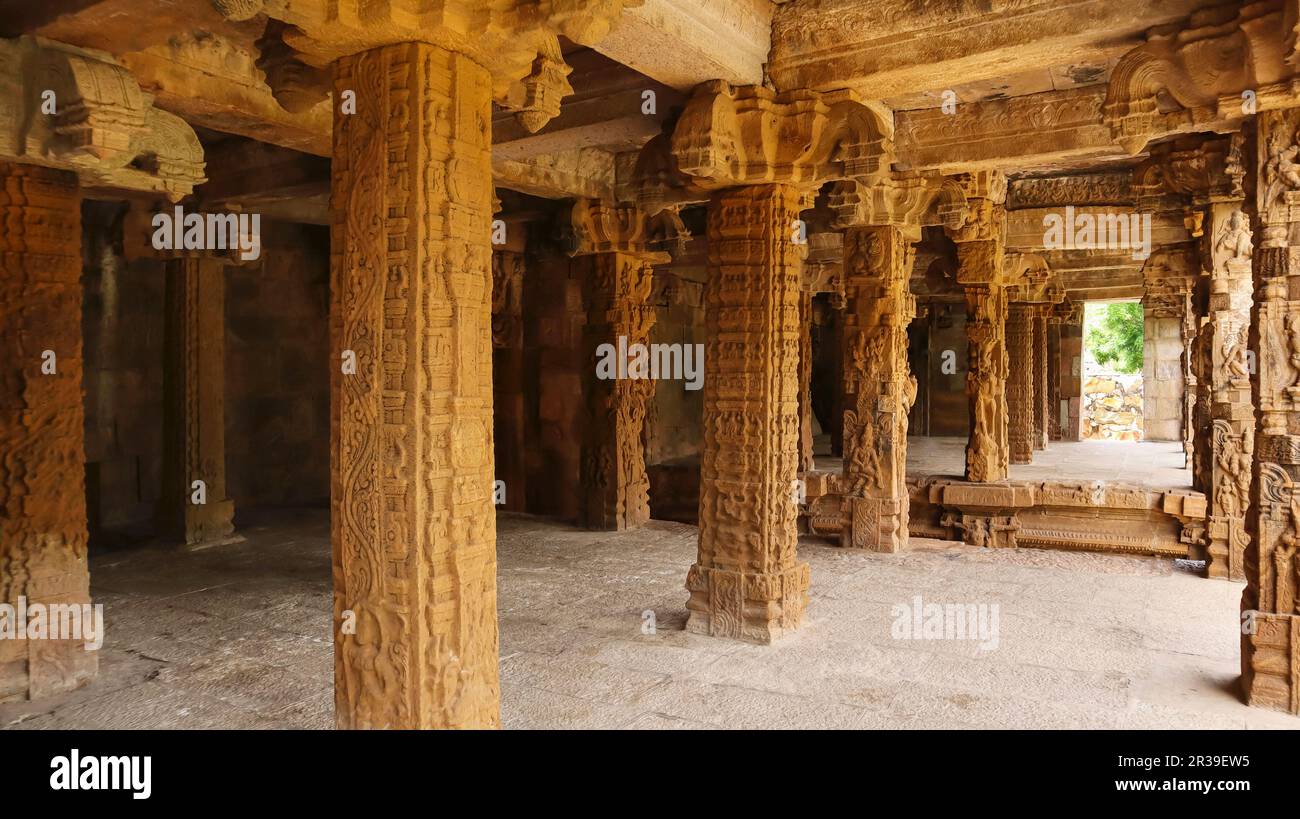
[330,43,498,729]
[687,184,809,643]
[0,163,98,701]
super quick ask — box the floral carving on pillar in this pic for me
[947,172,1013,483]
[568,200,668,531]
[1244,108,1300,715]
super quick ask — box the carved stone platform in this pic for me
[804,472,1207,559]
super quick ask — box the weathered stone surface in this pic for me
[688,184,808,643]
[0,163,97,702]
[1244,108,1300,715]
[840,225,915,552]
[569,200,667,530]
[330,42,498,729]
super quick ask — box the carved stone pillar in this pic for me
[330,43,498,729]
[839,225,916,551]
[1032,310,1049,450]
[160,255,236,547]
[0,163,98,702]
[1203,202,1254,581]
[950,173,1010,482]
[491,250,527,512]
[1243,110,1300,715]
[687,184,809,642]
[574,255,657,530]
[568,200,669,531]
[1005,304,1035,465]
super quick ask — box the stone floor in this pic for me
[817,436,1193,488]
[3,506,1295,730]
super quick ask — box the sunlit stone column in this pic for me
[330,42,498,729]
[839,224,916,551]
[0,163,97,701]
[1243,109,1300,714]
[687,184,809,642]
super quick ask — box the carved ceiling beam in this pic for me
[589,0,772,90]
[631,81,893,215]
[1105,0,1300,155]
[768,0,1206,99]
[205,0,644,133]
[0,35,205,200]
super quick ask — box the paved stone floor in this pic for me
[3,507,1296,730]
[818,436,1193,488]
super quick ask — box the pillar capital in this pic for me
[1104,3,1296,156]
[632,83,892,214]
[209,0,642,133]
[565,198,678,261]
[0,36,205,200]
[826,172,969,238]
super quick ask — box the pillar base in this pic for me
[1241,610,1300,715]
[685,563,810,644]
[840,496,904,552]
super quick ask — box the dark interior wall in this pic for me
[928,303,969,437]
[82,202,165,535]
[646,233,706,466]
[224,222,330,509]
[523,240,583,520]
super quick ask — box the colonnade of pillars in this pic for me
[3,43,1299,727]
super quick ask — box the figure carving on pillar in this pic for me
[569,199,668,531]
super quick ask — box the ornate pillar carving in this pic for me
[1244,110,1300,715]
[0,163,97,702]
[568,199,667,531]
[837,224,916,551]
[1005,303,1035,465]
[631,80,894,640]
[1204,201,1254,580]
[687,184,810,641]
[330,43,498,729]
[949,172,1011,482]
[798,293,815,473]
[160,255,236,547]
[1032,309,1049,450]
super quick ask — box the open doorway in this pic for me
[1081,300,1144,441]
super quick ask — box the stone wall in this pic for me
[1082,373,1143,441]
[224,223,330,509]
[1143,312,1184,441]
[646,236,706,466]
